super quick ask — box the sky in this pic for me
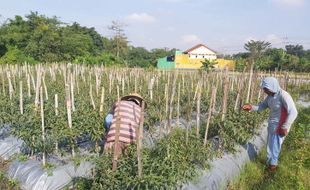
[0,0,309,54]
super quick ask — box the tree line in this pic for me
[0,12,175,67]
[1,12,310,71]
[234,40,310,72]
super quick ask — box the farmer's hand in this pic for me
[278,128,288,137]
[242,104,252,111]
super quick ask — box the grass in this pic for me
[229,106,310,190]
[0,161,19,190]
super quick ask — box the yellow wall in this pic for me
[175,54,203,69]
[214,59,235,70]
[174,54,235,70]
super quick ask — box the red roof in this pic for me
[183,44,217,54]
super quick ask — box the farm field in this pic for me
[0,63,309,189]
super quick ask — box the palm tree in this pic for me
[201,59,217,71]
[244,40,271,60]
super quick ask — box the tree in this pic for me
[108,20,128,59]
[127,46,152,67]
[285,44,304,57]
[244,40,271,59]
[201,59,217,71]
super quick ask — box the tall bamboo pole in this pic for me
[196,82,201,137]
[19,81,23,114]
[246,64,254,103]
[221,76,229,121]
[204,86,217,146]
[40,86,46,166]
[99,86,105,114]
[66,83,75,157]
[137,101,145,177]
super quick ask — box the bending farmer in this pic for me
[104,93,147,169]
[242,77,297,172]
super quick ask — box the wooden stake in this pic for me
[196,82,201,137]
[40,86,46,166]
[137,101,145,177]
[99,86,105,114]
[204,86,216,146]
[1,70,5,96]
[112,101,121,171]
[27,73,31,98]
[246,64,254,103]
[66,83,75,157]
[90,83,96,110]
[42,74,48,101]
[221,76,229,121]
[19,81,23,114]
[177,83,180,127]
[70,73,75,112]
[168,74,177,132]
[55,94,59,116]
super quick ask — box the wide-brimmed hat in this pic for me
[121,93,147,108]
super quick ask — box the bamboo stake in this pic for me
[134,76,137,93]
[19,81,23,114]
[7,72,13,100]
[221,75,229,121]
[164,84,169,131]
[137,101,145,177]
[66,83,75,157]
[168,75,177,132]
[30,72,36,92]
[70,73,75,112]
[234,78,243,111]
[42,73,48,101]
[27,73,31,97]
[1,70,5,96]
[55,94,59,116]
[177,83,180,127]
[90,83,96,110]
[117,85,120,101]
[99,86,105,114]
[246,64,254,103]
[196,83,201,137]
[112,100,121,171]
[204,86,216,146]
[185,90,191,145]
[40,86,46,166]
[122,77,125,96]
[34,68,42,109]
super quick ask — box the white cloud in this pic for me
[272,0,305,7]
[181,34,201,45]
[125,13,156,24]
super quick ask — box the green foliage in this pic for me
[230,106,310,190]
[91,128,213,190]
[201,59,217,71]
[0,171,19,190]
[244,40,271,59]
[0,46,36,64]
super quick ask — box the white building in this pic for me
[184,44,217,60]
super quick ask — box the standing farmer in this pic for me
[104,93,146,170]
[242,77,297,172]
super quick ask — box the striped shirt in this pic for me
[106,100,142,144]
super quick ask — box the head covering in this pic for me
[260,77,281,93]
[121,93,147,108]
